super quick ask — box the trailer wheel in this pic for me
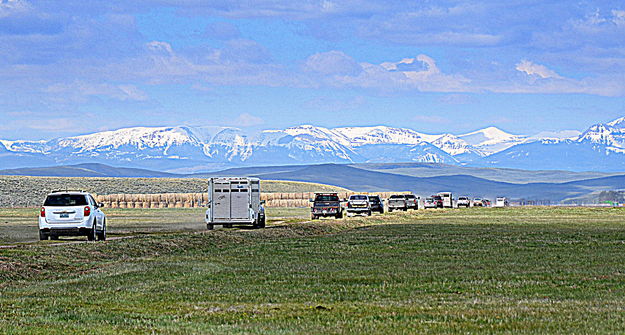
[207,224,214,230]
[254,216,266,229]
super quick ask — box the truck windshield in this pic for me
[350,195,367,200]
[44,194,88,206]
[315,195,339,202]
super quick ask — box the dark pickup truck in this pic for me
[310,193,344,220]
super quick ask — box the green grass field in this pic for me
[1,207,625,334]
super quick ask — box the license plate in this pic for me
[60,213,69,218]
[322,210,327,214]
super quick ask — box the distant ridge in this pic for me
[1,162,624,202]
[0,163,178,178]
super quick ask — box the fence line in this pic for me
[95,191,407,208]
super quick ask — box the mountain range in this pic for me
[1,117,624,172]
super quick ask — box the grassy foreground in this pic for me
[1,207,625,334]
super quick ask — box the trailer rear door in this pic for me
[213,183,231,220]
[230,182,250,219]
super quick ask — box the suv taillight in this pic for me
[40,207,45,217]
[84,206,91,217]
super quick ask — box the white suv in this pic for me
[39,190,107,241]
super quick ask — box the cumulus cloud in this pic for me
[233,113,264,127]
[303,51,362,75]
[0,0,30,18]
[516,60,563,79]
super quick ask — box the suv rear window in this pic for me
[369,196,380,202]
[405,195,416,199]
[44,194,88,206]
[350,195,367,200]
[315,195,339,202]
[389,195,404,199]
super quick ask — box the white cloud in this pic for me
[303,51,362,76]
[0,0,30,18]
[515,60,563,79]
[45,82,149,102]
[233,113,264,127]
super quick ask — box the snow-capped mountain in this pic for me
[478,117,625,171]
[2,118,625,172]
[459,126,529,156]
[431,134,485,161]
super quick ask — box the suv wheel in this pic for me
[207,224,214,230]
[311,214,317,220]
[97,220,107,241]
[87,221,97,241]
[39,230,48,241]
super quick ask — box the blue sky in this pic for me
[0,0,624,139]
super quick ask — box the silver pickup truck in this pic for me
[346,194,371,216]
[387,194,408,212]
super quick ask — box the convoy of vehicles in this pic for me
[33,177,511,240]
[205,177,265,230]
[39,190,107,241]
[311,192,344,219]
[346,194,371,216]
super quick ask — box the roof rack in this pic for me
[50,189,87,193]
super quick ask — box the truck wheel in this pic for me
[224,224,232,228]
[311,214,317,220]
[367,210,372,216]
[39,230,48,241]
[50,234,59,240]
[207,224,214,230]
[336,212,343,219]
